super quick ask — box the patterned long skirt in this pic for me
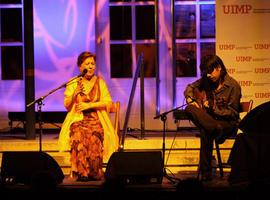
[69,113,104,180]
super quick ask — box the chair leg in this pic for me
[215,139,224,177]
[197,161,201,180]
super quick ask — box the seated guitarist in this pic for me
[184,55,242,181]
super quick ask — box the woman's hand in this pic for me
[75,102,92,112]
[73,79,85,101]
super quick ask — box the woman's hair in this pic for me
[199,55,227,80]
[77,51,96,67]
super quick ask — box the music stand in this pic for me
[154,103,188,184]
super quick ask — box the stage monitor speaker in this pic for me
[1,151,65,185]
[105,151,163,184]
[239,101,270,134]
[229,101,270,184]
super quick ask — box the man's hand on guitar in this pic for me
[203,100,209,108]
[186,97,200,108]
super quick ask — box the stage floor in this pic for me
[0,131,269,198]
[1,171,265,199]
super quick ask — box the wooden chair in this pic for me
[108,101,121,141]
[214,100,253,177]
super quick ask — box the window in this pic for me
[0,2,23,80]
[1,46,23,80]
[174,1,215,78]
[109,0,156,78]
[173,0,216,106]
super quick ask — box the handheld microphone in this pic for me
[79,69,88,77]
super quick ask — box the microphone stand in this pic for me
[27,74,82,152]
[154,102,189,184]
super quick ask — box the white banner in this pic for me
[216,0,270,108]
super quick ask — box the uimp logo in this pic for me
[223,4,252,14]
[227,68,236,74]
[218,44,235,50]
[255,93,270,98]
[254,68,270,73]
[254,44,270,49]
[236,56,252,62]
[239,81,253,86]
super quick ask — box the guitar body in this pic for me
[193,88,207,109]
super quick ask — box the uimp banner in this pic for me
[216,0,270,108]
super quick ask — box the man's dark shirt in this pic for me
[184,74,242,121]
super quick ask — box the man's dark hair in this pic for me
[200,55,227,81]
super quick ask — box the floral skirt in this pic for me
[69,113,104,180]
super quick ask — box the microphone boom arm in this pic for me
[26,70,85,152]
[27,72,83,108]
[154,102,189,120]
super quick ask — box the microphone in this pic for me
[65,69,88,87]
[80,69,88,77]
